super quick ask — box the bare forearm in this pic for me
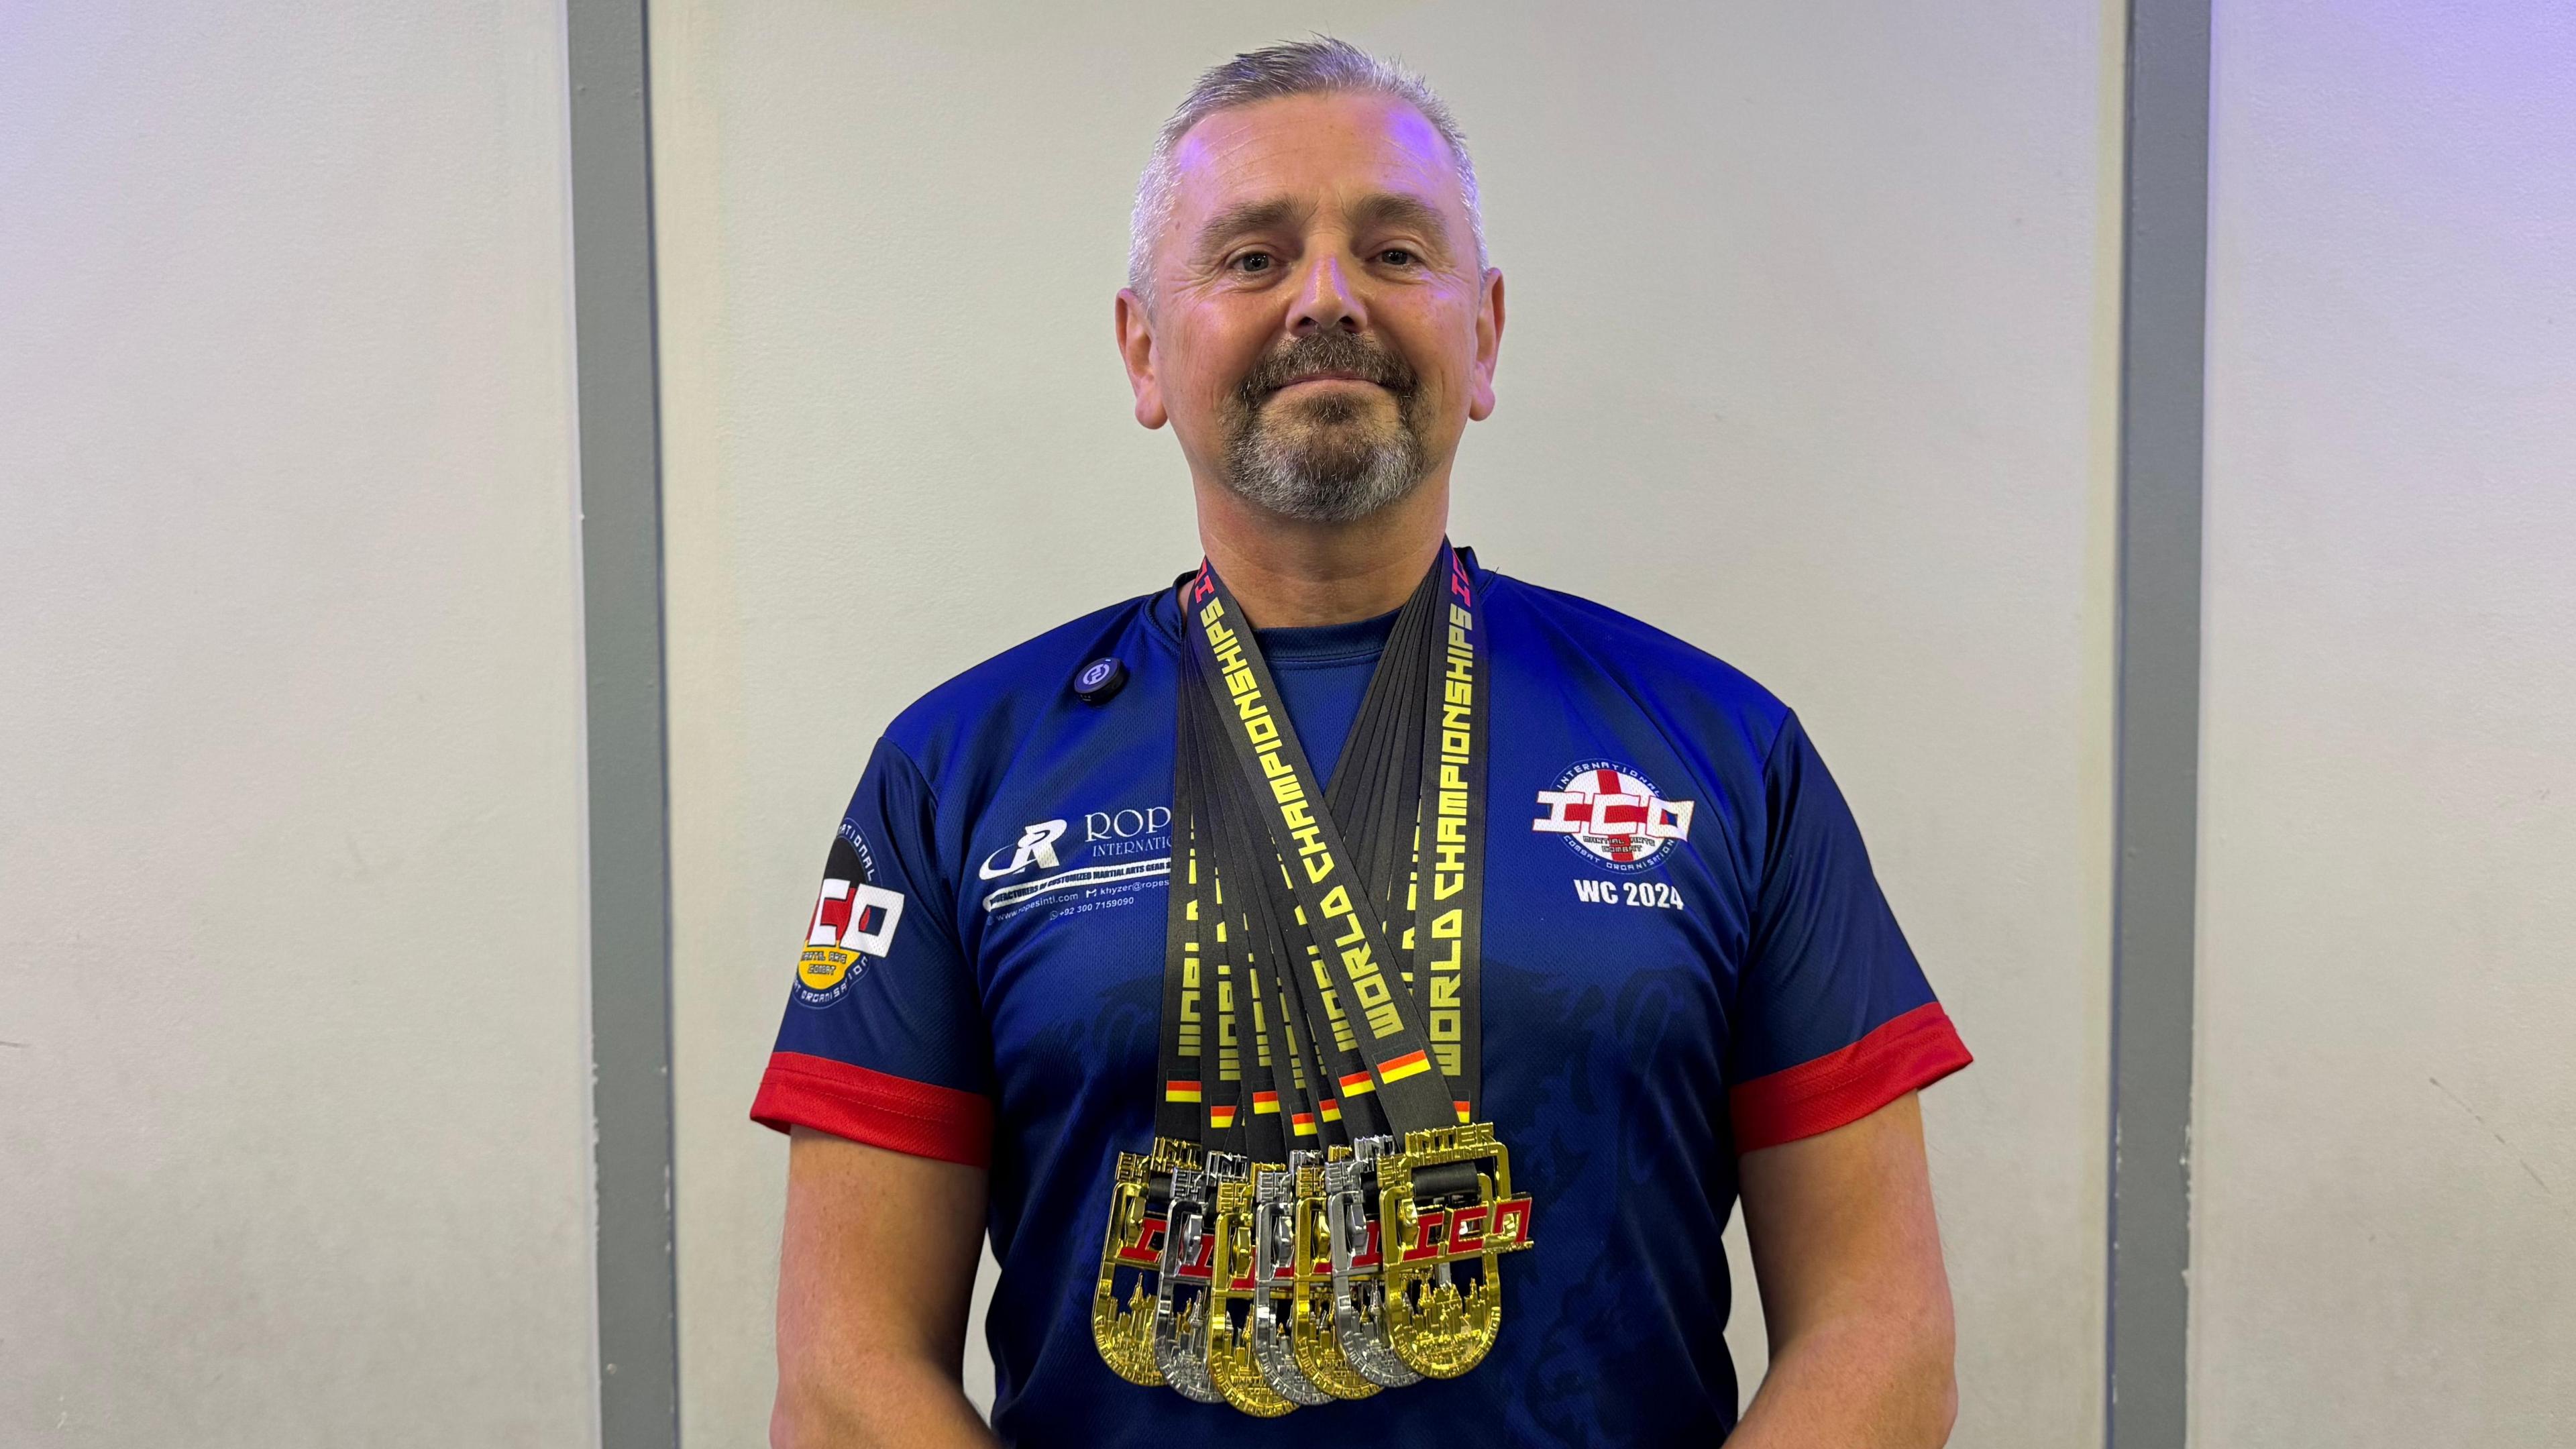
[1730,1094,1957,1447]
[1725,1313,1955,1448]
[773,1131,995,1449]
[771,1352,998,1449]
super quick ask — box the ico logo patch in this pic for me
[1532,759,1695,873]
[795,831,905,1008]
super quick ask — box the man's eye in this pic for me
[1378,248,1417,266]
[1233,252,1276,274]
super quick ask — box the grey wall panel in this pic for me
[567,0,681,1444]
[2108,1,2211,1445]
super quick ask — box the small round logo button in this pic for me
[1072,657,1127,704]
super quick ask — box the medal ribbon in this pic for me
[1167,546,1488,1142]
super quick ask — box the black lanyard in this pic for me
[1152,545,1487,1150]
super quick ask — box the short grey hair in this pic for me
[1126,37,1488,304]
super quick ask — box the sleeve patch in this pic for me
[1728,1003,1972,1153]
[751,1051,994,1167]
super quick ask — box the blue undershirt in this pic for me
[1251,606,1398,786]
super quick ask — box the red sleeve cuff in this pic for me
[1728,1002,1972,1153]
[751,1051,994,1168]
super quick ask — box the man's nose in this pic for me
[1289,253,1365,335]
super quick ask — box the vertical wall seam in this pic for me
[2108,0,2212,1446]
[566,0,680,1444]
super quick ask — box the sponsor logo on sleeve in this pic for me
[1532,760,1694,873]
[794,832,904,1008]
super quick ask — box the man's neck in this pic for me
[1191,474,1451,629]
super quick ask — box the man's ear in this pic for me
[1114,288,1168,429]
[1467,267,1505,423]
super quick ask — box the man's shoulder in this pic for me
[1487,572,1794,747]
[879,589,1168,785]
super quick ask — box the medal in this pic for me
[1091,1133,1197,1385]
[1248,1156,1336,1404]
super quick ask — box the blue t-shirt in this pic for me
[755,560,1970,1446]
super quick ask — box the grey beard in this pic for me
[1219,398,1428,524]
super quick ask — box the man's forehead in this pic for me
[1167,92,1460,223]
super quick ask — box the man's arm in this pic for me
[772,1126,998,1449]
[1728,1091,1957,1448]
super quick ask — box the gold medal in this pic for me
[1379,1122,1536,1378]
[1090,1136,1199,1387]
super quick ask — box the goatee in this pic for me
[1218,332,1428,524]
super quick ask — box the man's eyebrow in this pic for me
[1189,197,1309,262]
[1348,192,1452,252]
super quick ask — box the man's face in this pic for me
[1118,92,1503,523]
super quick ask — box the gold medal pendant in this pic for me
[1377,1122,1537,1379]
[1203,1172,1297,1416]
[1091,1137,1199,1387]
[1287,1154,1381,1399]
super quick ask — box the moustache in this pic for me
[1238,333,1417,403]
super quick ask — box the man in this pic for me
[755,38,1968,1448]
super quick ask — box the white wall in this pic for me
[652,2,2123,1442]
[0,3,599,1445]
[2194,4,2576,1444]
